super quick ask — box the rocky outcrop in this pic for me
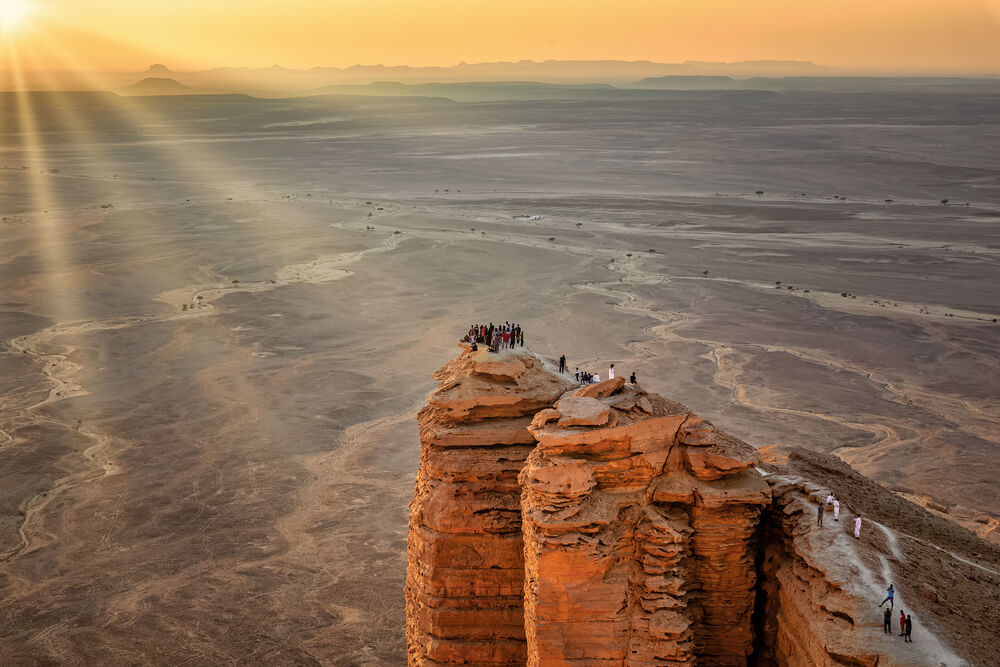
[407,350,990,666]
[405,351,574,665]
[521,385,769,666]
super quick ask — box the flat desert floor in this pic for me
[1,90,999,664]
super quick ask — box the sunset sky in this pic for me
[2,0,1000,73]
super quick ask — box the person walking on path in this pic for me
[904,615,912,642]
[575,368,580,382]
[854,515,862,539]
[816,501,824,527]
[833,498,840,521]
[899,610,906,636]
[608,364,615,380]
[883,608,892,634]
[559,355,566,374]
[879,584,894,611]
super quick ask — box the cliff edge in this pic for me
[406,348,998,666]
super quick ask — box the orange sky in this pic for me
[3,0,1000,73]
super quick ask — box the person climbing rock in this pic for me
[608,363,615,379]
[899,609,906,636]
[879,584,894,611]
[904,614,913,642]
[833,498,840,521]
[559,355,566,373]
[883,608,892,634]
[854,515,862,539]
[816,500,824,527]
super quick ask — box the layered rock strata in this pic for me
[407,350,977,666]
[406,351,575,665]
[520,379,770,666]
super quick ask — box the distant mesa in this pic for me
[631,75,739,90]
[120,77,203,96]
[143,64,176,76]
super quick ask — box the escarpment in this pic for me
[406,353,575,665]
[521,383,769,665]
[407,349,990,666]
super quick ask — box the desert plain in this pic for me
[1,88,999,663]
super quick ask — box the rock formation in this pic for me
[520,380,769,665]
[407,348,995,666]
[406,353,574,665]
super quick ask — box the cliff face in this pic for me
[520,380,769,665]
[407,350,987,666]
[405,354,574,665]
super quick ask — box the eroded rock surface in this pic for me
[521,387,770,666]
[406,349,574,665]
[407,351,993,666]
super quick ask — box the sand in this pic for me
[1,90,999,663]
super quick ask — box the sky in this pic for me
[2,0,1000,73]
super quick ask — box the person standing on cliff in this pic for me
[608,364,615,379]
[904,615,912,642]
[883,608,892,633]
[630,371,637,385]
[559,355,566,373]
[854,515,862,539]
[833,498,840,521]
[879,584,894,611]
[816,500,824,527]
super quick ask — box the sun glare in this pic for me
[0,0,32,33]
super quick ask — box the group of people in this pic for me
[557,356,637,386]
[817,496,916,644]
[463,322,524,353]
[817,494,861,539]
[880,585,914,642]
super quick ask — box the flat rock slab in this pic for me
[556,396,612,427]
[574,377,625,399]
[473,359,527,381]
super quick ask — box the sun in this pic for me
[0,0,32,33]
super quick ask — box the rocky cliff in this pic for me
[406,353,575,665]
[520,379,769,665]
[406,348,999,666]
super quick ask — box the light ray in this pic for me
[3,37,81,324]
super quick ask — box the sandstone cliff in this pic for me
[407,349,996,666]
[520,380,769,665]
[406,352,575,665]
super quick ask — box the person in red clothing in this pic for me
[899,609,906,636]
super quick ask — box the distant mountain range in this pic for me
[128,60,828,90]
[8,59,998,96]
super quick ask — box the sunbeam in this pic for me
[3,38,81,325]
